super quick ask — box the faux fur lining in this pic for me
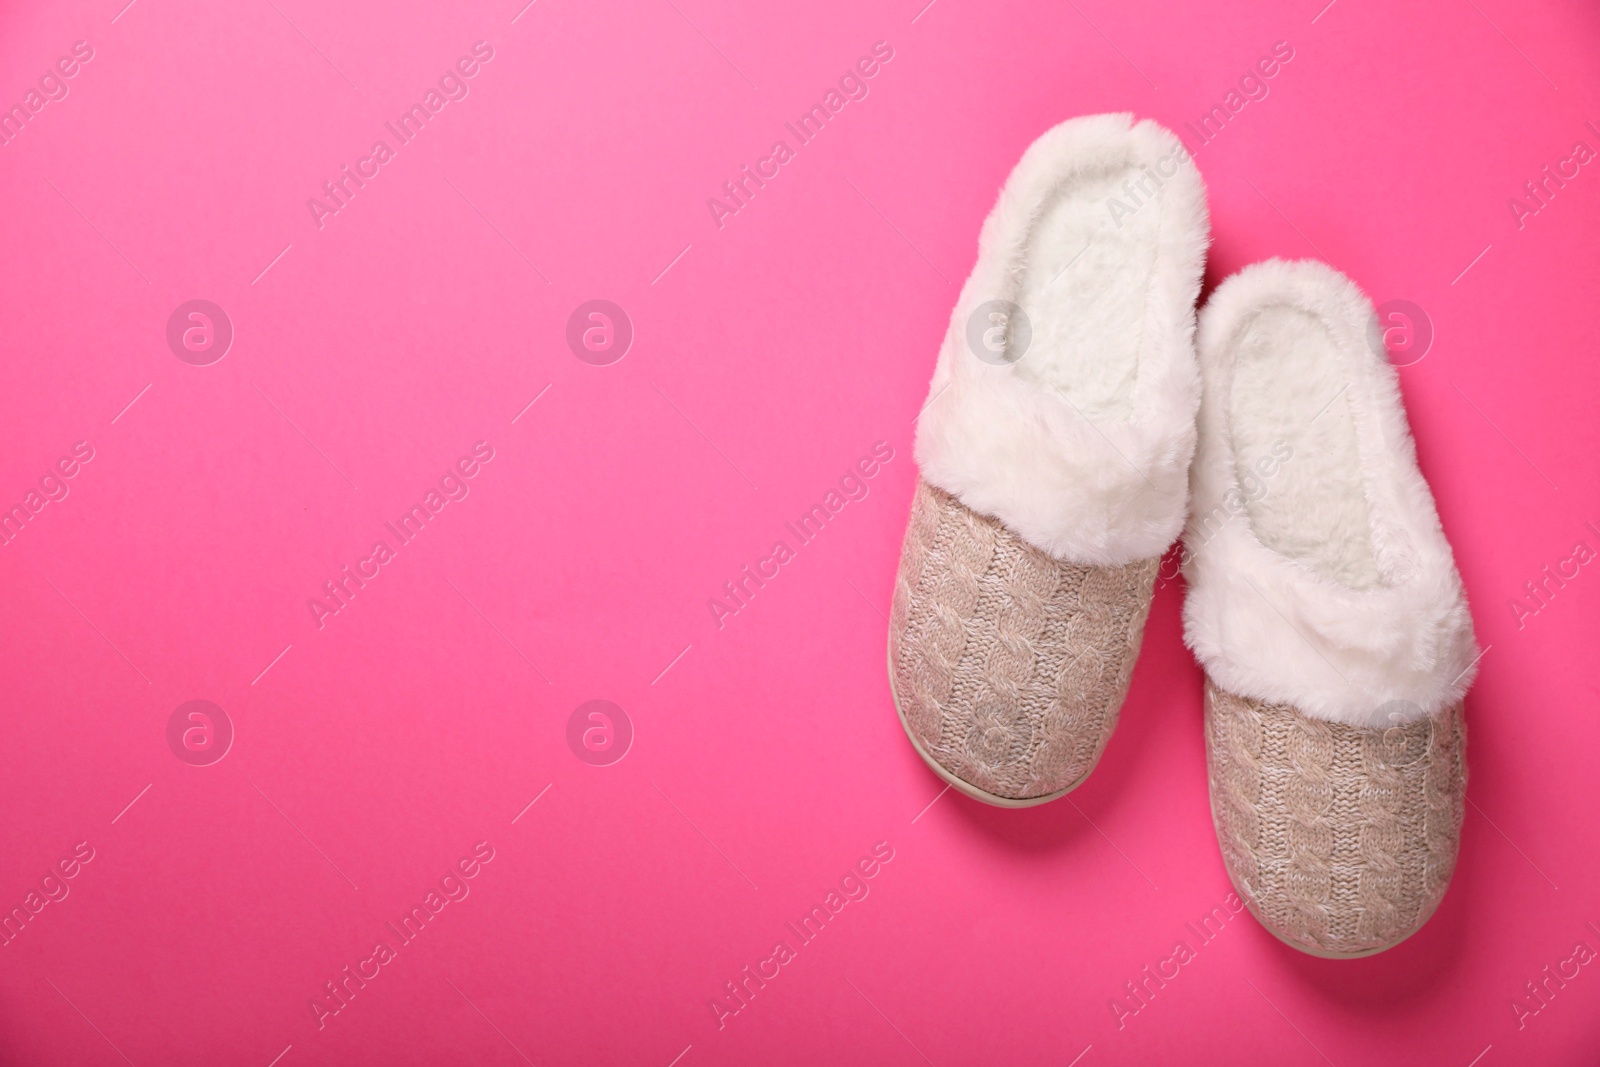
[914,113,1210,566]
[1182,260,1479,726]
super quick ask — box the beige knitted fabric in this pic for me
[1204,679,1467,957]
[889,479,1159,804]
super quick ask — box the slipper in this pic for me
[1183,259,1479,956]
[888,113,1209,806]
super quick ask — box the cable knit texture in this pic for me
[1204,678,1466,957]
[889,480,1158,802]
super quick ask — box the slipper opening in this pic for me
[1013,163,1162,422]
[1227,304,1381,588]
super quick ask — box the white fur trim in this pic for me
[914,113,1210,566]
[1182,260,1479,726]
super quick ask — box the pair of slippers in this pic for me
[888,114,1479,958]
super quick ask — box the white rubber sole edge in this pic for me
[886,638,1092,809]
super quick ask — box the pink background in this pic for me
[2,0,1598,1063]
